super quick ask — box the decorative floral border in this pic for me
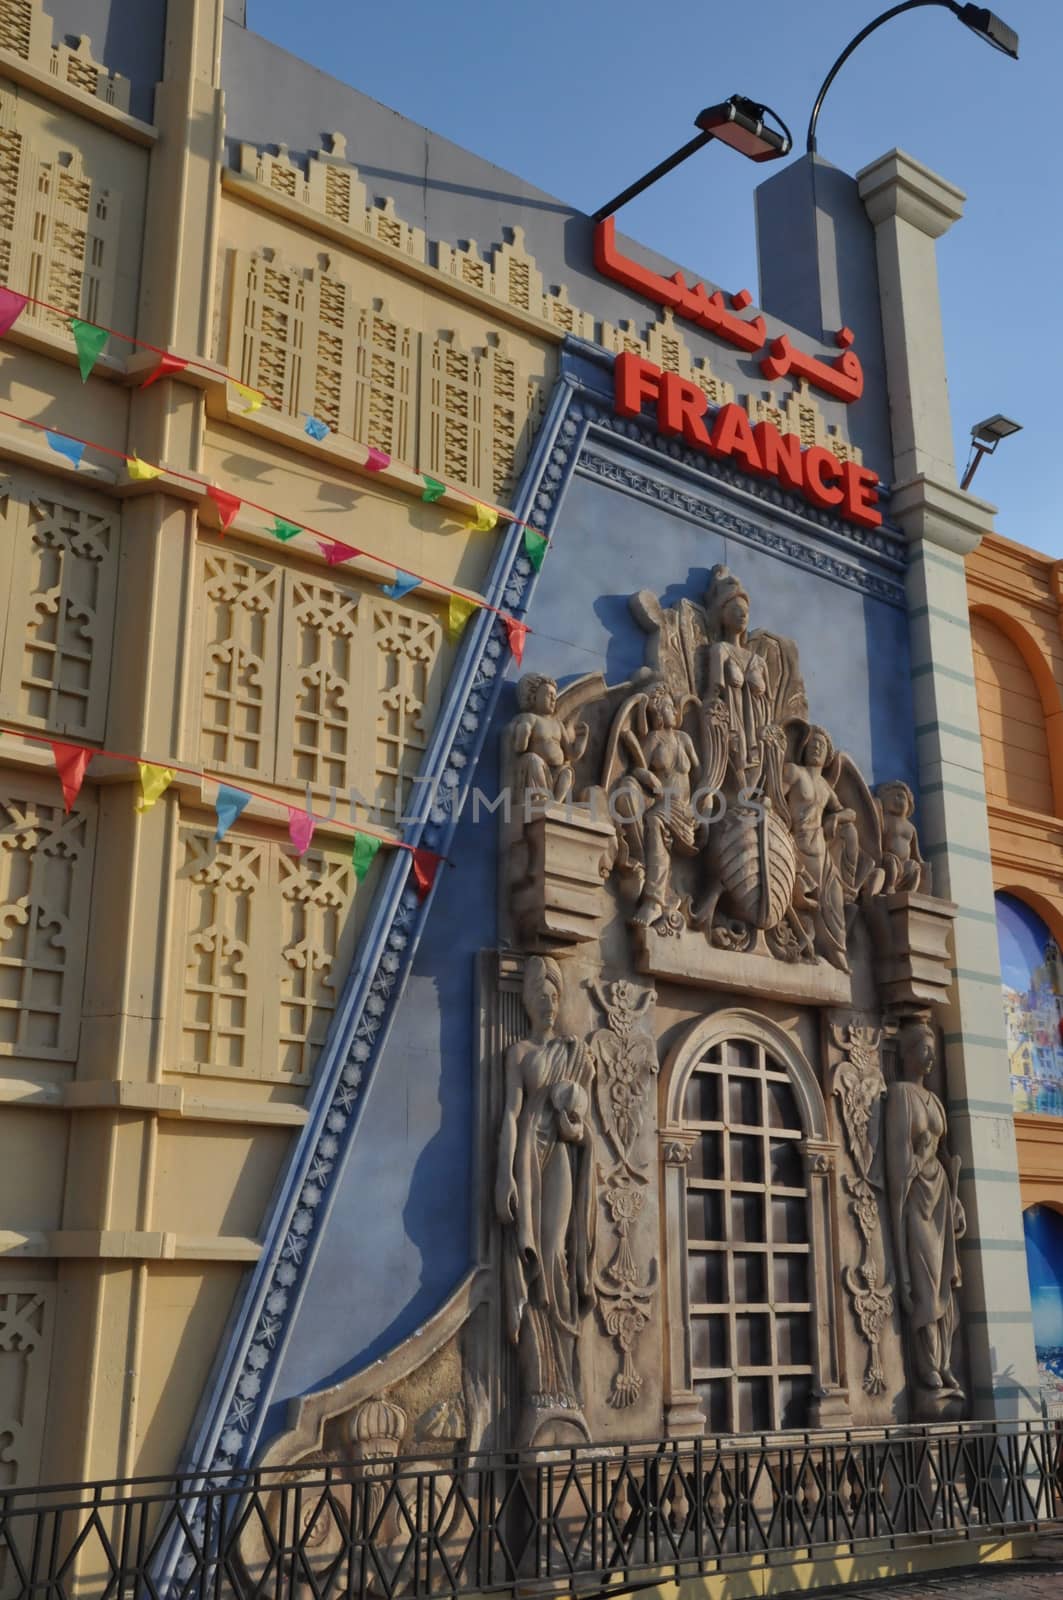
[185,354,906,1498]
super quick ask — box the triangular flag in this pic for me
[0,288,26,337]
[233,382,263,414]
[381,570,421,599]
[411,847,441,900]
[127,456,161,482]
[466,502,498,533]
[214,783,251,841]
[45,431,85,470]
[504,616,529,667]
[447,594,479,641]
[68,318,109,382]
[270,516,301,542]
[352,831,382,882]
[421,475,445,503]
[51,742,90,812]
[304,415,329,441]
[320,539,361,566]
[288,807,315,857]
[141,352,188,388]
[208,485,241,533]
[363,447,390,472]
[135,762,174,813]
[523,527,548,571]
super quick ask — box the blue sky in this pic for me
[245,0,1060,554]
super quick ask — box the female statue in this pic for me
[701,566,771,791]
[609,683,701,929]
[495,956,597,1443]
[885,1016,966,1400]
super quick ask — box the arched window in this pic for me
[1023,1205,1063,1411]
[996,891,1063,1118]
[971,614,1053,815]
[660,1012,844,1436]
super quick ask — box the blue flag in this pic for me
[46,431,85,469]
[214,783,251,841]
[381,570,421,599]
[304,415,329,441]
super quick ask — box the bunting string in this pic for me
[0,282,551,546]
[0,724,443,900]
[0,407,537,633]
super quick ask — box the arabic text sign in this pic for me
[614,353,881,530]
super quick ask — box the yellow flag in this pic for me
[232,382,263,414]
[127,456,161,481]
[136,761,175,813]
[466,502,498,533]
[447,594,479,642]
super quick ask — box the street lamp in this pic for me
[806,2,1019,156]
[960,414,1022,490]
[592,97,792,223]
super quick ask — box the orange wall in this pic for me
[967,533,1063,1204]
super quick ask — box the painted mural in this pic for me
[1024,1205,1063,1409]
[996,891,1063,1117]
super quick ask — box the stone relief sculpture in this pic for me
[511,674,588,807]
[875,781,931,894]
[496,956,598,1444]
[884,1015,966,1409]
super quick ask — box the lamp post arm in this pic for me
[806,0,961,154]
[592,129,714,223]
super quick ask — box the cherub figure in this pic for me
[875,781,930,894]
[511,674,588,808]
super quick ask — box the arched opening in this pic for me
[971,608,1060,816]
[996,890,1063,1117]
[1023,1204,1063,1413]
[661,1012,842,1434]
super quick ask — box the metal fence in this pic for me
[2,1419,1061,1599]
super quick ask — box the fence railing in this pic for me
[2,1419,1061,1599]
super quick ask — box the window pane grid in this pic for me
[685,1038,813,1434]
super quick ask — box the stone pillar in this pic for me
[858,150,1039,1420]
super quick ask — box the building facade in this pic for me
[0,0,1051,1592]
[966,531,1063,1408]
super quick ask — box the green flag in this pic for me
[523,527,548,571]
[352,831,382,882]
[270,516,301,542]
[421,475,445,503]
[68,318,109,382]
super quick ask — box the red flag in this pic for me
[141,351,189,389]
[411,847,441,900]
[0,288,26,337]
[288,807,315,857]
[51,741,91,812]
[320,539,362,566]
[504,616,528,667]
[364,447,390,472]
[208,485,241,533]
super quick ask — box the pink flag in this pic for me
[0,288,26,337]
[411,847,441,900]
[504,617,528,667]
[51,741,91,812]
[288,807,315,857]
[363,448,390,472]
[141,351,189,388]
[320,539,362,565]
[208,485,241,533]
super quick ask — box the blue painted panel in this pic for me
[268,393,916,1430]
[997,891,1063,1118]
[1024,1205,1063,1405]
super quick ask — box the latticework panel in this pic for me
[684,1038,814,1434]
[0,779,95,1060]
[175,820,357,1084]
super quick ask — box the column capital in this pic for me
[890,474,996,555]
[857,149,965,238]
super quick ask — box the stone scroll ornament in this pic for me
[588,979,659,1408]
[830,1021,893,1395]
